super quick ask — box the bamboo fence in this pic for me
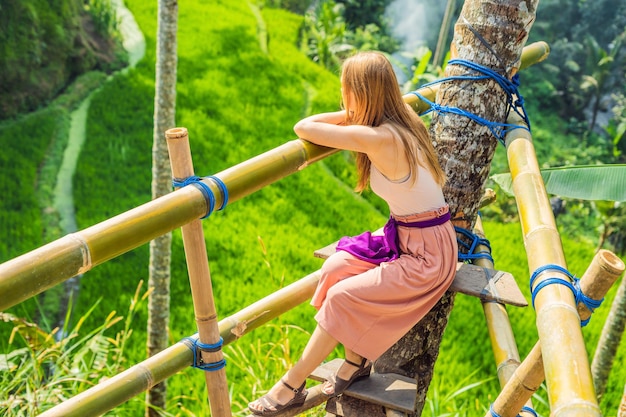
[38,270,322,417]
[6,41,608,417]
[0,41,548,312]
[486,247,624,417]
[501,110,626,417]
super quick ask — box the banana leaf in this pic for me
[491,164,626,202]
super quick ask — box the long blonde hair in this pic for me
[341,51,446,192]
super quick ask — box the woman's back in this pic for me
[370,164,445,216]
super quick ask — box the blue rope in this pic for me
[182,336,227,372]
[411,59,530,146]
[173,176,215,219]
[173,175,229,218]
[490,404,538,417]
[455,226,494,265]
[208,175,229,210]
[530,264,604,326]
[489,404,503,417]
[575,278,604,327]
[520,406,538,417]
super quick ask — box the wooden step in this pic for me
[309,358,416,414]
[314,237,528,307]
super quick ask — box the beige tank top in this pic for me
[370,163,446,216]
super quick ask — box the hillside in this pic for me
[0,0,127,119]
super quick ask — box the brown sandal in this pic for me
[323,357,372,397]
[248,379,307,416]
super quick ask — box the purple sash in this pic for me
[335,211,451,264]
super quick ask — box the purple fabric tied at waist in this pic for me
[336,210,451,265]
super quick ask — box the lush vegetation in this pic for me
[1,0,625,416]
[0,0,127,119]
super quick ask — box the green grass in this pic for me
[0,103,73,343]
[1,0,625,416]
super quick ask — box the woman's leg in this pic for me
[250,253,377,412]
[249,325,339,412]
[321,348,371,396]
[311,251,377,309]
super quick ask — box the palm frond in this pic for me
[492,164,626,202]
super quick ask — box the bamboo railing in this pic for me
[39,270,322,417]
[0,41,576,417]
[456,203,623,417]
[487,248,625,417]
[0,41,548,313]
[500,110,624,417]
[0,139,334,311]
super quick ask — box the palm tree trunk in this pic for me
[433,0,457,68]
[146,0,177,415]
[591,270,626,399]
[375,1,538,415]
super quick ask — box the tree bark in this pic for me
[591,272,626,399]
[146,0,177,416]
[373,1,538,415]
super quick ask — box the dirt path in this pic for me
[51,1,145,330]
[53,0,145,235]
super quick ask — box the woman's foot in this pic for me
[322,356,372,397]
[248,379,307,416]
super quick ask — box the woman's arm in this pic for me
[296,110,347,126]
[294,111,393,154]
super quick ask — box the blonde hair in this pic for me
[341,51,446,192]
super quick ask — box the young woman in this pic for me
[248,51,458,416]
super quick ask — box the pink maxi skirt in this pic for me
[311,210,458,361]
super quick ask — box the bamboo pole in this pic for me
[507,111,592,416]
[471,216,536,416]
[486,249,624,417]
[39,270,322,417]
[166,127,231,416]
[0,41,548,313]
[0,139,334,311]
[499,110,625,417]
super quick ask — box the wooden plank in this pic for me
[326,396,392,417]
[451,263,528,307]
[314,237,528,307]
[309,359,417,414]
